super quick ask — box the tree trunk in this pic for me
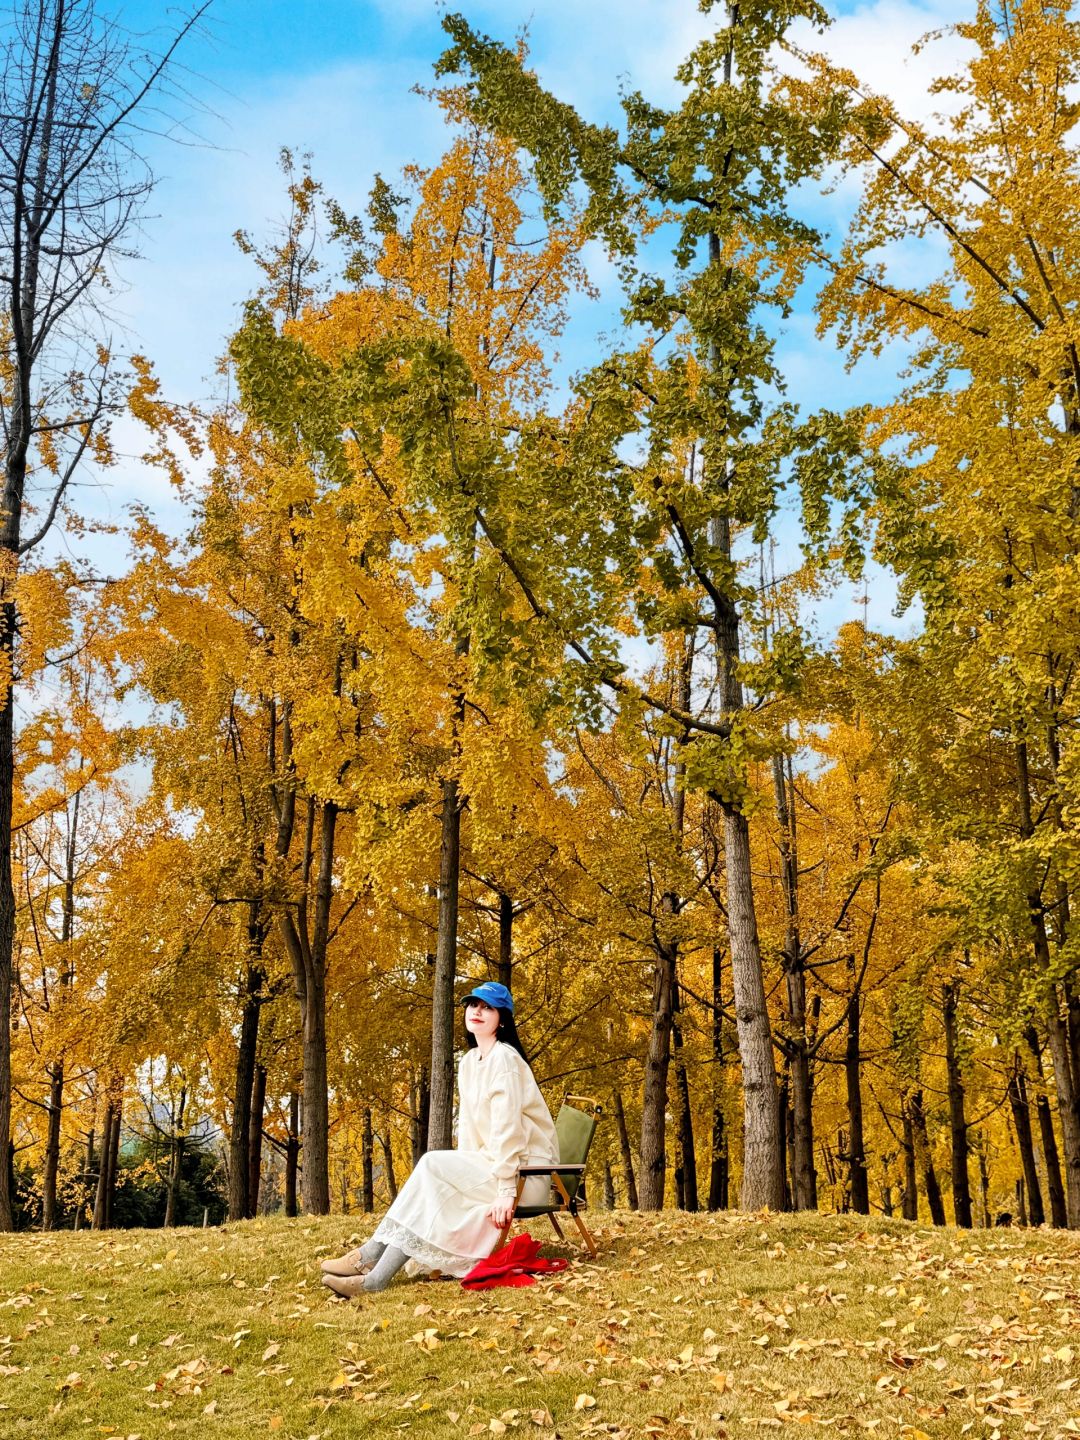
[42,1061,65,1231]
[706,223,782,1212]
[428,777,462,1151]
[723,805,783,1210]
[708,946,729,1210]
[42,787,81,1231]
[777,1069,791,1211]
[1044,999,1080,1227]
[285,1091,300,1218]
[497,890,513,990]
[77,1122,95,1229]
[92,1102,116,1231]
[639,940,676,1210]
[909,1089,946,1226]
[976,1137,990,1227]
[274,724,337,1216]
[412,1068,430,1167]
[612,1089,638,1210]
[672,999,698,1212]
[164,1131,184,1227]
[248,1063,266,1218]
[901,1097,918,1221]
[361,1107,374,1213]
[845,985,869,1214]
[1016,742,1080,1226]
[297,801,337,1215]
[1007,1056,1044,1227]
[773,754,815,1211]
[1024,1025,1067,1227]
[379,1131,398,1202]
[229,946,264,1221]
[0,679,13,1230]
[942,981,973,1228]
[106,1101,121,1228]
[639,646,691,1212]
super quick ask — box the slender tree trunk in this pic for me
[0,14,43,1239]
[639,939,676,1210]
[42,787,81,1231]
[497,891,513,990]
[705,208,782,1208]
[77,1122,95,1229]
[722,806,783,1210]
[273,696,336,1217]
[909,1090,945,1226]
[1045,1001,1080,1227]
[429,777,462,1152]
[901,1096,918,1220]
[672,998,698,1211]
[285,1091,300,1218]
[229,942,264,1221]
[164,1086,186,1229]
[42,1062,65,1231]
[777,1069,791,1211]
[942,981,973,1228]
[1016,743,1080,1226]
[639,647,691,1211]
[92,1102,116,1231]
[1008,1056,1044,1227]
[845,983,869,1214]
[100,1097,122,1231]
[0,684,13,1230]
[379,1131,397,1202]
[297,801,337,1214]
[1024,1026,1067,1227]
[612,1089,638,1210]
[708,946,729,1210]
[361,1107,374,1213]
[976,1137,990,1227]
[248,1063,266,1219]
[412,1068,430,1166]
[774,754,815,1210]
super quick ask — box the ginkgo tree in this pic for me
[790,0,1080,1227]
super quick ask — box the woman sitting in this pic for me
[321,981,559,1295]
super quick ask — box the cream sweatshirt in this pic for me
[457,1041,560,1196]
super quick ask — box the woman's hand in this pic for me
[488,1195,516,1229]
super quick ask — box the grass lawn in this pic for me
[2,1209,1079,1440]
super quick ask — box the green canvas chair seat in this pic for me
[498,1095,602,1257]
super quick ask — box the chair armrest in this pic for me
[517,1163,586,1176]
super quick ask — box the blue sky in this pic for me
[92,0,970,641]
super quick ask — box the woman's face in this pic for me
[464,998,500,1042]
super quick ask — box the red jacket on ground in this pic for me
[461,1234,570,1289]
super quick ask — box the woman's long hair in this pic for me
[464,1006,530,1064]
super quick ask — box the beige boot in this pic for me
[320,1247,370,1277]
[321,1271,367,1299]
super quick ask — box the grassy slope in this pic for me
[1,1210,1079,1440]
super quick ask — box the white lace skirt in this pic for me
[372,1149,553,1277]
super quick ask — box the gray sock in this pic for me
[358,1239,385,1269]
[362,1244,410,1292]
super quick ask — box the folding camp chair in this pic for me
[499,1094,602,1258]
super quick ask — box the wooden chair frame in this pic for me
[497,1094,602,1258]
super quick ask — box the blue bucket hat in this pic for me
[461,980,515,1014]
